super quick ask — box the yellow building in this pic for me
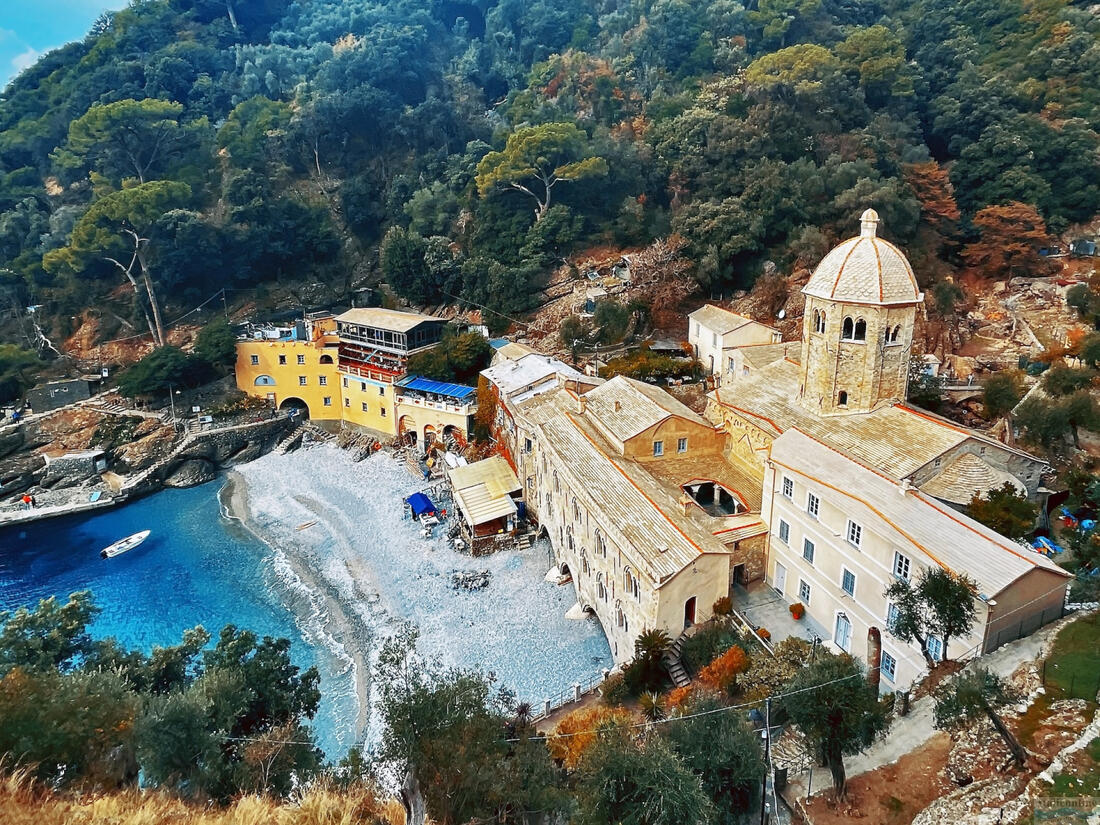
[235,308,477,444]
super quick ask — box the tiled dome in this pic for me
[803,209,921,305]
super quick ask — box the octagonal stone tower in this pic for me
[797,209,923,416]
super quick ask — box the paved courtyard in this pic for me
[734,580,831,646]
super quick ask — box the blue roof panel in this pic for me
[407,492,436,516]
[397,376,476,399]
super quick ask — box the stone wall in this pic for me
[156,418,295,488]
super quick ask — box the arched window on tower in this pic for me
[842,317,854,340]
[890,325,901,343]
[812,310,821,333]
[854,319,867,341]
[838,390,848,406]
[818,311,826,332]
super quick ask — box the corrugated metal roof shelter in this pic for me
[396,376,476,400]
[447,456,521,527]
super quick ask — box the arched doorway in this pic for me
[684,596,696,629]
[423,425,437,448]
[279,397,310,419]
[398,415,418,446]
[442,424,465,447]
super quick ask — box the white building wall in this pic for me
[761,459,989,691]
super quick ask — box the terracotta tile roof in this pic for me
[771,429,1069,596]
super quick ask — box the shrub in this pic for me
[681,624,743,675]
[548,705,631,769]
[712,596,732,616]
[698,645,749,695]
[600,671,631,706]
[666,685,695,710]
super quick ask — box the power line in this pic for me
[100,288,227,345]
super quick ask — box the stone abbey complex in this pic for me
[235,210,1071,689]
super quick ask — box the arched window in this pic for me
[624,568,640,599]
[553,471,560,494]
[854,319,867,341]
[596,573,607,601]
[581,551,589,576]
[812,309,821,333]
[884,327,892,344]
[842,317,854,340]
[572,497,582,523]
[253,375,276,386]
[319,354,333,364]
[890,325,901,342]
[616,602,626,630]
[595,530,607,558]
[838,390,848,406]
[566,526,574,552]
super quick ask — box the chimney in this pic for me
[678,494,693,516]
[577,393,587,415]
[614,400,622,413]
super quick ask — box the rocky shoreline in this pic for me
[218,469,373,742]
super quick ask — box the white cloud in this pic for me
[11,47,39,73]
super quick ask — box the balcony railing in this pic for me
[395,394,475,414]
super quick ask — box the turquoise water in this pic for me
[0,482,355,758]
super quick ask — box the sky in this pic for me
[1,0,128,87]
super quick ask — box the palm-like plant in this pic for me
[639,691,667,723]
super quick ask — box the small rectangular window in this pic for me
[524,438,533,453]
[677,437,687,453]
[886,602,900,630]
[926,636,944,662]
[893,551,911,581]
[798,579,811,604]
[298,376,307,386]
[807,492,820,519]
[379,386,385,396]
[297,354,305,365]
[279,355,287,365]
[360,383,366,391]
[782,476,793,499]
[380,407,386,417]
[323,396,332,406]
[250,354,259,366]
[778,519,790,544]
[319,376,327,386]
[846,520,862,548]
[802,537,815,564]
[881,651,897,681]
[653,440,664,456]
[342,377,348,388]
[344,397,349,407]
[842,568,856,597]
[712,332,718,347]
[361,402,368,412]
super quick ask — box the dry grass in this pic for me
[0,768,405,825]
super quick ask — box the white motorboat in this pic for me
[101,530,150,559]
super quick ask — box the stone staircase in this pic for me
[665,630,691,688]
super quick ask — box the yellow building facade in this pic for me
[234,309,477,443]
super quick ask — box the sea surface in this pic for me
[0,482,357,758]
[0,449,614,760]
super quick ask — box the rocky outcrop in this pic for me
[163,458,218,487]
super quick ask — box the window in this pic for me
[624,569,640,599]
[854,319,867,341]
[881,651,897,682]
[319,376,327,386]
[835,613,852,652]
[893,551,911,581]
[380,407,386,417]
[524,438,533,453]
[846,520,862,548]
[361,402,368,412]
[677,437,688,453]
[378,386,384,396]
[926,636,944,662]
[298,376,307,386]
[802,537,815,564]
[890,325,901,343]
[886,602,900,631]
[297,354,305,365]
[279,355,287,365]
[360,383,366,392]
[841,568,856,597]
[807,492,819,519]
[596,573,607,601]
[250,354,259,366]
[712,332,718,347]
[782,476,793,499]
[596,531,607,557]
[798,579,811,604]
[323,396,332,406]
[342,377,348,388]
[778,519,790,544]
[842,316,854,339]
[653,440,664,456]
[344,397,349,407]
[837,390,848,406]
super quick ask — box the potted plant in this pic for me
[757,627,771,641]
[789,602,805,620]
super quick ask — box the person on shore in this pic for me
[21,494,32,510]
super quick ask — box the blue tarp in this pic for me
[407,492,436,517]
[397,376,476,400]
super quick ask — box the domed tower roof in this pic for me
[802,210,921,306]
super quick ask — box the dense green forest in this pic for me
[0,0,1098,343]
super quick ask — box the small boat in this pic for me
[295,520,317,531]
[101,530,150,559]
